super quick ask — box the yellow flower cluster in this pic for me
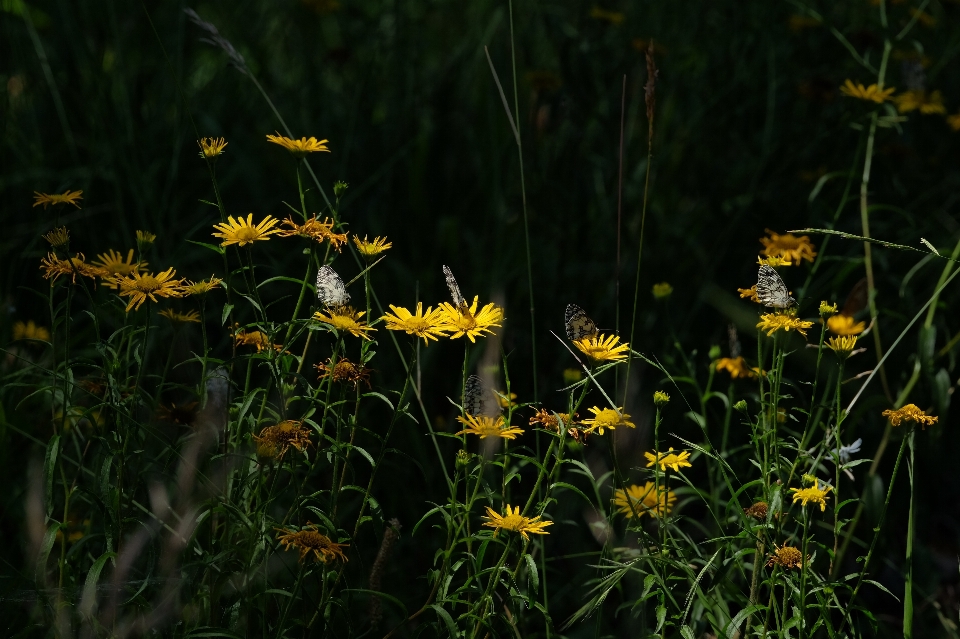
[482,505,552,540]
[757,312,815,337]
[380,298,504,345]
[882,404,938,429]
[613,483,676,519]
[644,447,692,472]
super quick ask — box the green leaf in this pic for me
[864,579,900,602]
[43,435,60,517]
[548,481,592,505]
[362,392,394,411]
[724,605,764,638]
[187,239,225,255]
[221,303,234,327]
[342,588,408,617]
[257,276,307,288]
[655,605,666,631]
[80,551,116,617]
[35,522,61,583]
[680,627,696,639]
[524,554,539,594]
[428,604,459,637]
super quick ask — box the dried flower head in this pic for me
[483,505,552,540]
[316,357,372,388]
[279,215,347,250]
[767,544,803,570]
[33,190,83,209]
[529,409,576,432]
[253,420,313,459]
[744,501,768,520]
[882,404,937,429]
[614,483,676,519]
[42,227,70,248]
[40,253,107,283]
[275,524,348,563]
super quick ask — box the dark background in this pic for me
[2,0,960,635]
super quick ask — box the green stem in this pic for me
[903,428,916,638]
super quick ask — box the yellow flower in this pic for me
[947,112,960,132]
[266,132,331,158]
[652,282,673,299]
[839,79,896,104]
[33,190,82,209]
[788,14,821,30]
[573,333,629,362]
[182,276,223,296]
[715,356,758,379]
[644,447,693,472]
[760,229,817,264]
[12,320,50,342]
[276,524,348,563]
[352,235,392,258]
[313,306,375,340]
[790,483,832,511]
[827,314,866,336]
[895,90,946,115]
[882,404,938,429]
[136,230,156,247]
[40,253,108,283]
[212,214,281,247]
[482,504,552,540]
[758,255,793,268]
[42,227,70,248]
[455,414,525,440]
[737,284,761,304]
[253,420,312,459]
[757,312,814,337]
[234,326,282,353]
[380,302,450,344]
[197,137,227,158]
[158,309,201,324]
[767,544,804,569]
[315,357,372,389]
[438,297,504,342]
[92,249,148,288]
[588,6,625,24]
[826,335,858,357]
[613,483,676,519]
[278,215,347,251]
[529,409,576,432]
[115,268,185,312]
[581,406,634,435]
[495,391,518,409]
[653,391,670,406]
[819,301,837,317]
[562,368,583,384]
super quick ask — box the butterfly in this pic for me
[442,265,470,314]
[756,265,795,309]
[564,304,598,341]
[316,265,350,309]
[463,375,484,417]
[841,278,868,317]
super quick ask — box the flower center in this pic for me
[500,514,525,531]
[137,275,160,292]
[236,227,260,241]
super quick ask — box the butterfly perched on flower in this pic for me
[756,265,795,309]
[316,265,350,309]
[442,265,470,315]
[564,304,598,341]
[463,374,485,417]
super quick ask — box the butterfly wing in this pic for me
[316,265,350,308]
[841,278,868,317]
[442,265,468,312]
[756,265,795,308]
[463,375,484,417]
[564,304,598,341]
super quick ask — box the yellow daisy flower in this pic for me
[252,420,312,459]
[276,525,348,563]
[115,268,185,312]
[760,229,817,264]
[715,356,758,379]
[819,301,838,317]
[33,190,83,209]
[738,284,760,304]
[380,302,450,344]
[198,137,227,159]
[278,215,347,251]
[40,253,108,283]
[790,483,832,511]
[652,282,673,299]
[757,312,815,337]
[895,90,946,114]
[182,276,223,296]
[644,447,693,472]
[234,326,282,353]
[352,235,392,259]
[653,390,670,406]
[136,230,156,247]
[158,309,201,324]
[482,505,552,540]
[92,249,147,288]
[212,214,281,247]
[266,132,331,158]
[12,320,51,342]
[313,306,376,340]
[438,297,504,343]
[573,333,629,362]
[947,112,960,132]
[581,406,634,435]
[882,404,937,429]
[758,255,792,267]
[42,227,70,248]
[455,414,525,440]
[613,483,676,519]
[767,544,803,569]
[839,79,896,103]
[827,314,865,336]
[826,335,858,357]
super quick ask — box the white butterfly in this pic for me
[316,265,350,309]
[442,265,469,313]
[463,375,484,417]
[564,304,598,341]
[756,265,795,308]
